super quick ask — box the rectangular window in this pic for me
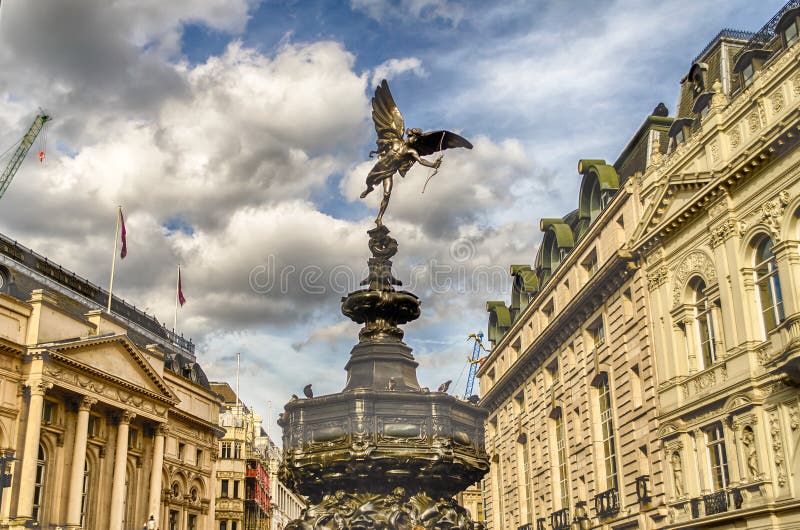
[87,414,100,438]
[220,522,227,530]
[546,359,559,386]
[622,288,633,318]
[32,448,45,520]
[583,250,598,278]
[233,480,240,499]
[128,428,139,450]
[588,318,605,348]
[232,522,238,530]
[675,129,685,145]
[706,424,730,491]
[196,449,203,466]
[178,442,185,461]
[221,441,232,459]
[42,400,56,424]
[598,375,618,489]
[521,437,533,523]
[554,412,569,509]
[169,510,178,530]
[221,479,229,498]
[514,391,526,414]
[743,63,755,87]
[786,21,799,47]
[234,442,242,459]
[188,514,197,530]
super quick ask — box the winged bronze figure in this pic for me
[361,80,473,226]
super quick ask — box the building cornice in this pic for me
[480,250,637,411]
[478,183,633,370]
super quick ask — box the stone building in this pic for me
[637,4,800,528]
[210,382,271,530]
[0,231,223,530]
[478,2,800,529]
[253,434,305,530]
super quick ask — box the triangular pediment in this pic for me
[635,174,713,243]
[47,334,177,402]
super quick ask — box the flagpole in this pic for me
[107,206,121,313]
[174,264,180,332]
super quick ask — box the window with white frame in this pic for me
[553,409,569,509]
[690,277,717,369]
[705,424,730,491]
[754,237,785,332]
[743,62,755,87]
[80,461,90,527]
[597,374,618,490]
[32,444,45,521]
[221,441,232,459]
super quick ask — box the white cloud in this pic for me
[371,57,426,87]
[350,0,464,25]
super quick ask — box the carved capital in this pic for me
[26,380,53,397]
[79,396,98,411]
[155,423,170,437]
[647,266,669,291]
[119,410,136,425]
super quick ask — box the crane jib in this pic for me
[0,113,51,200]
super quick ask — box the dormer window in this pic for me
[785,20,799,47]
[668,117,693,151]
[742,63,755,87]
[674,128,685,145]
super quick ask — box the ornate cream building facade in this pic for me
[0,232,223,529]
[478,2,800,529]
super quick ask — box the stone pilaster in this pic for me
[65,396,97,529]
[108,410,135,530]
[15,380,53,520]
[148,424,168,523]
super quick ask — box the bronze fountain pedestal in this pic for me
[279,226,489,529]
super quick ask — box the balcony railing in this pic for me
[691,488,743,518]
[550,508,570,530]
[635,475,651,504]
[594,487,620,517]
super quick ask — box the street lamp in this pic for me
[0,449,15,509]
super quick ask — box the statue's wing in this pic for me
[415,130,473,156]
[372,80,404,144]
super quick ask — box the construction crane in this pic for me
[463,332,490,399]
[0,112,51,201]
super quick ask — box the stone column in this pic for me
[66,396,97,529]
[208,447,218,529]
[15,381,52,519]
[148,424,168,523]
[109,411,135,530]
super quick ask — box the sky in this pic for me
[0,0,785,435]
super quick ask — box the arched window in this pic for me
[596,374,618,491]
[32,444,46,521]
[754,237,785,332]
[690,277,717,369]
[80,461,90,527]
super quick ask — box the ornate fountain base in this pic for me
[286,490,484,530]
[280,226,489,530]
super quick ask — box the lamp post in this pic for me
[0,449,15,511]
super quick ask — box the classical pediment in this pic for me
[44,334,177,403]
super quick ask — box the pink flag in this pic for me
[178,268,186,306]
[119,210,127,259]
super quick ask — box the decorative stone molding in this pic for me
[708,200,728,218]
[79,396,98,411]
[729,128,741,149]
[119,410,136,425]
[25,380,53,397]
[710,141,720,164]
[709,219,738,248]
[693,370,716,393]
[672,251,716,304]
[748,111,761,133]
[768,409,788,487]
[788,403,799,431]
[756,190,791,240]
[771,91,785,114]
[648,266,669,291]
[156,423,170,437]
